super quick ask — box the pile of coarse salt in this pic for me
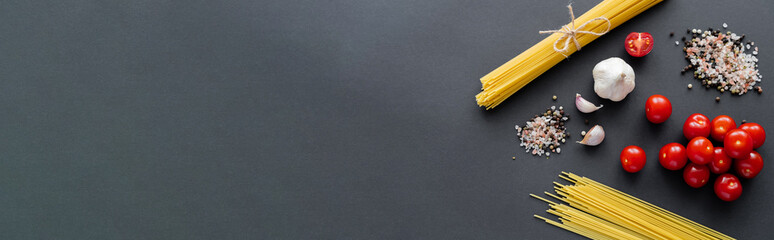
[515,106,569,157]
[681,27,762,95]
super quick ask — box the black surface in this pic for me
[3,0,774,239]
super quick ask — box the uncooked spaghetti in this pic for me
[532,172,734,240]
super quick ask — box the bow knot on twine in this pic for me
[539,4,611,57]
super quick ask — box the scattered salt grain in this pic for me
[682,28,762,95]
[723,23,728,28]
[514,106,570,157]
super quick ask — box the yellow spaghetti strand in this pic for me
[532,172,735,240]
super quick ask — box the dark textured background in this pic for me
[2,0,773,239]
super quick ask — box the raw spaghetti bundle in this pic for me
[532,172,734,240]
[476,0,663,109]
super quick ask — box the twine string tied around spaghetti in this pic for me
[539,4,612,57]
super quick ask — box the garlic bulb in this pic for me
[593,57,635,102]
[575,93,603,113]
[577,125,605,146]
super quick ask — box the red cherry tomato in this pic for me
[686,137,714,165]
[620,145,646,173]
[739,122,766,149]
[645,95,672,124]
[734,151,764,179]
[714,174,742,202]
[625,32,654,57]
[724,129,754,159]
[659,143,687,171]
[683,113,711,140]
[710,115,737,142]
[683,163,710,188]
[710,147,733,174]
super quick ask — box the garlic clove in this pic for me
[577,125,605,146]
[575,93,603,113]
